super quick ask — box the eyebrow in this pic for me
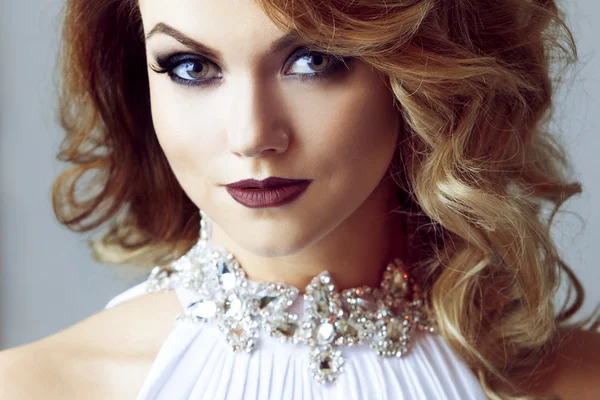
[145,22,302,60]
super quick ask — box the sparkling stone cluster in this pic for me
[145,210,435,385]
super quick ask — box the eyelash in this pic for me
[148,47,351,88]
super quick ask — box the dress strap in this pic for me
[104,281,149,309]
[104,279,202,312]
[173,286,202,309]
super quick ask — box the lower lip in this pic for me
[226,181,311,209]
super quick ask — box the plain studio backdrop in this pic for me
[0,0,598,349]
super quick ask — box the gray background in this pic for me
[0,0,598,349]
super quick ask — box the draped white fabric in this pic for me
[105,282,487,400]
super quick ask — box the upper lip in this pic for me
[225,177,309,189]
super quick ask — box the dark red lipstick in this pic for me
[225,177,311,208]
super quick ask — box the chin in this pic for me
[233,222,324,258]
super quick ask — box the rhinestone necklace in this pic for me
[145,210,435,384]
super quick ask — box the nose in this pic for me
[227,78,290,158]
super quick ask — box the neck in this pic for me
[209,177,409,293]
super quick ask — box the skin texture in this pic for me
[0,290,184,399]
[0,1,598,399]
[140,0,406,292]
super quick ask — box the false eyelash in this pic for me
[148,47,352,88]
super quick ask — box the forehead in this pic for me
[138,0,288,56]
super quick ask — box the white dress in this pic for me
[104,281,488,400]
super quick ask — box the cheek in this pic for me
[147,72,398,190]
[148,83,219,178]
[301,85,399,180]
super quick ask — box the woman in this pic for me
[0,0,598,399]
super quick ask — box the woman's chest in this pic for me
[136,324,487,400]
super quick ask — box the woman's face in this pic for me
[139,0,401,257]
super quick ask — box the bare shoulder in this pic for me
[0,342,67,399]
[538,327,600,400]
[0,289,182,400]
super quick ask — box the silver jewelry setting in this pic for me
[146,210,435,385]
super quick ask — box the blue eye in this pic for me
[149,54,222,87]
[149,47,350,87]
[285,49,339,76]
[171,60,217,81]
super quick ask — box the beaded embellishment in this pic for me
[146,210,435,384]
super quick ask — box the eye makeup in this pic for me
[148,47,353,88]
[149,53,222,87]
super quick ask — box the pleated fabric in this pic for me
[105,282,487,400]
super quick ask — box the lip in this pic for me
[225,177,309,189]
[225,178,312,208]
